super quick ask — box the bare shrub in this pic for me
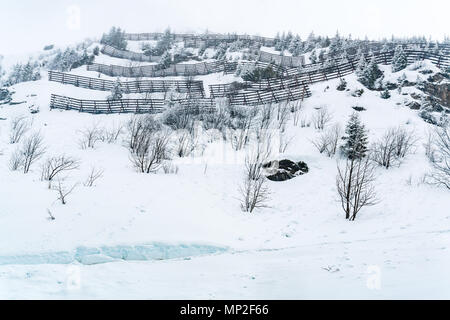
[175,131,198,157]
[300,116,310,128]
[336,157,378,221]
[162,162,179,174]
[312,124,342,157]
[19,132,46,173]
[239,141,271,213]
[290,100,303,126]
[9,149,23,171]
[423,129,436,163]
[52,179,77,205]
[276,102,290,131]
[371,128,398,169]
[371,127,417,169]
[126,115,161,152]
[100,123,124,144]
[259,103,274,131]
[83,166,104,187]
[312,107,332,130]
[394,127,417,158]
[429,124,450,189]
[41,155,80,188]
[79,124,102,149]
[279,131,294,153]
[228,106,257,151]
[47,209,55,221]
[129,129,171,173]
[9,116,30,144]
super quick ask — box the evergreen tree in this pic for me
[304,31,316,52]
[328,31,341,57]
[101,27,127,50]
[380,89,391,99]
[274,32,281,50]
[159,50,172,69]
[341,113,369,160]
[358,56,383,89]
[309,50,317,64]
[6,60,41,86]
[392,45,407,72]
[318,50,326,63]
[289,35,302,56]
[355,53,366,77]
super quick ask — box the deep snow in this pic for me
[0,42,449,299]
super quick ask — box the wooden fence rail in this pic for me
[87,61,238,77]
[101,45,160,62]
[123,32,276,47]
[48,71,205,96]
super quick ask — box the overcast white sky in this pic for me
[0,0,449,55]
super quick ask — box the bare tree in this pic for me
[84,166,104,187]
[53,179,77,205]
[239,141,271,213]
[41,155,80,188]
[9,116,30,144]
[312,107,332,131]
[336,156,378,221]
[20,132,46,173]
[79,123,102,149]
[429,124,450,189]
[129,129,171,173]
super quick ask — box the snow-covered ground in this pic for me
[0,47,449,299]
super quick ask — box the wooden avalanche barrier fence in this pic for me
[87,61,238,77]
[123,32,276,47]
[50,81,311,114]
[48,71,205,96]
[283,49,449,78]
[101,45,160,62]
[258,51,305,68]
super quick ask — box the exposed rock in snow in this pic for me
[263,159,309,182]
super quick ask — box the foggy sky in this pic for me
[0,0,448,55]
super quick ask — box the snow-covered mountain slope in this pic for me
[0,47,449,299]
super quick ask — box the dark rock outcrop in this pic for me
[422,81,450,108]
[406,100,421,110]
[263,159,309,182]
